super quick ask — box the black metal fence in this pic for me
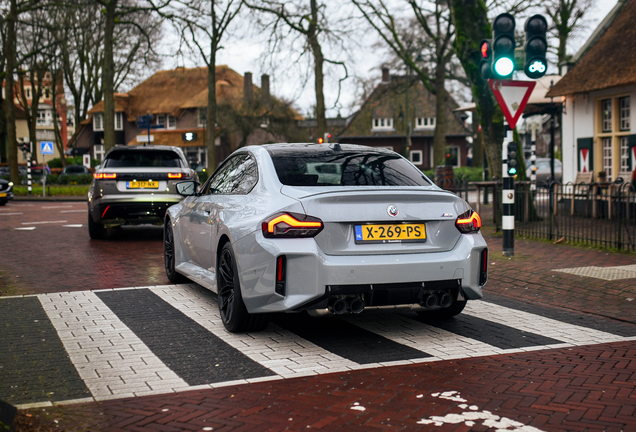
[437,178,636,252]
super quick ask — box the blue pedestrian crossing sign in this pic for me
[41,141,54,155]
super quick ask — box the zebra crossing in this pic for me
[2,283,635,409]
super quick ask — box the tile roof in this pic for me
[547,0,636,97]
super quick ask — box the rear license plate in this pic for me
[127,181,158,189]
[355,223,426,244]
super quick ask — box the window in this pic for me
[602,137,612,180]
[36,110,48,126]
[269,146,431,187]
[115,112,123,131]
[620,136,630,172]
[168,114,176,129]
[204,154,258,195]
[26,88,31,99]
[45,88,50,99]
[93,113,104,131]
[445,146,460,167]
[410,150,423,165]
[198,108,207,127]
[372,117,394,130]
[415,117,435,129]
[619,96,630,131]
[94,144,105,162]
[602,99,612,132]
[156,114,166,128]
[103,150,183,168]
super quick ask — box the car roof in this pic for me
[259,143,397,156]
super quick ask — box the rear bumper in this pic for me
[234,231,488,313]
[89,194,182,226]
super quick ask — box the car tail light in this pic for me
[275,255,286,295]
[262,212,324,238]
[455,210,481,233]
[479,248,488,285]
[93,173,117,179]
[168,173,183,179]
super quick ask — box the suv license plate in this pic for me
[127,181,159,189]
[355,223,426,244]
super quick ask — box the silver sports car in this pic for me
[165,143,488,332]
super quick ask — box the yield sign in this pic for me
[488,80,536,129]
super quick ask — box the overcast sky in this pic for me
[158,0,619,119]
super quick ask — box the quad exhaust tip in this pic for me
[349,297,365,314]
[330,296,365,314]
[331,298,348,314]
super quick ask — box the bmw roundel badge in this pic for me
[387,204,398,217]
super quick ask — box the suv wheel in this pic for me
[88,213,107,239]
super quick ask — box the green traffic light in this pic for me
[508,167,517,175]
[494,57,514,77]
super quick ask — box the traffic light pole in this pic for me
[502,124,514,257]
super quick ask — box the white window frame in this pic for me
[115,112,123,131]
[602,137,613,180]
[198,108,207,127]
[409,150,423,165]
[619,96,630,131]
[156,114,166,128]
[414,117,436,130]
[94,144,105,162]
[36,110,48,126]
[372,117,394,131]
[167,114,176,129]
[93,113,104,131]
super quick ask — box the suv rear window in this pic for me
[270,147,431,187]
[103,150,183,168]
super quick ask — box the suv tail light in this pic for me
[168,173,183,179]
[93,173,117,179]
[455,209,481,233]
[262,212,324,238]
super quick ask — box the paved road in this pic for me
[1,200,635,431]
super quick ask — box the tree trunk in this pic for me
[102,0,117,152]
[432,57,447,167]
[5,0,18,183]
[450,0,503,179]
[309,0,326,140]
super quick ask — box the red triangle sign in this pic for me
[488,80,536,129]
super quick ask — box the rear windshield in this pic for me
[270,148,431,187]
[103,150,183,168]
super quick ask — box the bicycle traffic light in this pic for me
[524,14,548,79]
[492,13,516,79]
[507,142,518,176]
[479,39,492,80]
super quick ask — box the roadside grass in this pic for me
[13,185,89,196]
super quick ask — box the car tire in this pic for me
[417,299,467,320]
[217,242,269,333]
[164,220,188,283]
[88,213,107,239]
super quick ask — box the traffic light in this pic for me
[507,142,518,176]
[492,13,516,79]
[479,39,492,80]
[524,14,548,79]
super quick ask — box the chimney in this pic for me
[261,74,270,102]
[381,67,390,83]
[244,72,253,103]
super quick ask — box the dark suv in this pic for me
[88,145,197,239]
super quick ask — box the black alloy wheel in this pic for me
[88,213,107,240]
[164,220,187,283]
[217,242,269,333]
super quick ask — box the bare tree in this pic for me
[173,0,243,171]
[92,0,170,153]
[246,0,350,141]
[544,0,595,65]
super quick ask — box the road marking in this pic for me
[60,210,86,213]
[0,212,23,216]
[62,224,83,228]
[553,265,636,281]
[39,291,189,401]
[21,220,67,225]
[42,205,74,209]
[14,227,36,230]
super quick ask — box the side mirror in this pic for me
[176,180,199,196]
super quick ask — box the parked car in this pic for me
[0,178,14,205]
[165,143,489,333]
[526,158,562,186]
[88,145,197,239]
[0,166,27,177]
[60,165,91,176]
